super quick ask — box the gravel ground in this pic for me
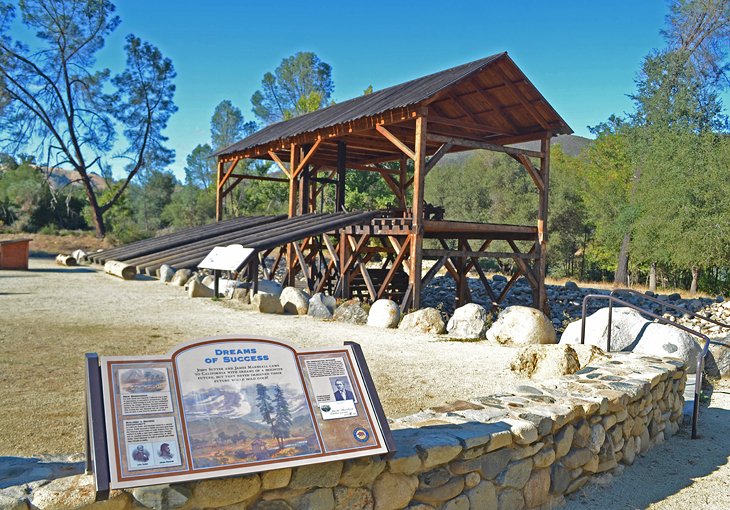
[2,257,729,509]
[0,257,522,456]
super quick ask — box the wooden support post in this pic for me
[340,231,351,299]
[287,144,299,287]
[215,160,224,221]
[336,142,346,212]
[535,135,551,314]
[299,145,311,215]
[408,112,428,310]
[399,155,408,210]
[456,238,467,307]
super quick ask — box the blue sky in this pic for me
[8,1,706,178]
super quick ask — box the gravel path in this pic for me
[0,257,521,456]
[2,257,729,509]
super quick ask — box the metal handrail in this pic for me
[579,294,710,439]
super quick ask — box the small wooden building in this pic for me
[214,52,572,312]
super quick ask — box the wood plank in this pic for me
[336,142,346,212]
[215,159,224,221]
[513,153,544,191]
[217,156,241,190]
[409,113,428,309]
[427,133,543,158]
[493,64,551,130]
[376,125,416,160]
[423,220,537,236]
[268,150,290,178]
[422,249,539,259]
[429,114,506,137]
[405,142,453,188]
[293,139,323,179]
[377,236,411,299]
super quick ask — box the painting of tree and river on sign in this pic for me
[175,340,321,469]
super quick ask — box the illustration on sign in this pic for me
[95,336,393,489]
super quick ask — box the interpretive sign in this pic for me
[86,336,393,492]
[198,244,255,272]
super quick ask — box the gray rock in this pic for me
[280,287,310,315]
[367,299,400,328]
[333,299,369,325]
[308,293,337,319]
[169,268,192,287]
[667,293,682,301]
[492,275,507,282]
[564,281,579,291]
[399,308,446,334]
[486,306,556,345]
[510,344,581,379]
[706,338,730,379]
[132,484,191,510]
[447,303,488,339]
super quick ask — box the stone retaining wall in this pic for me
[14,353,686,510]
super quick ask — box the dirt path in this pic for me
[0,257,521,456]
[2,257,729,509]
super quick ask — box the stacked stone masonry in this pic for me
[16,353,686,510]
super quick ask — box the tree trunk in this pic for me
[614,233,630,286]
[649,262,657,292]
[690,266,699,294]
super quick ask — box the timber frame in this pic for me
[214,52,571,313]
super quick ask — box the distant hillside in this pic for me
[510,134,592,157]
[441,134,592,166]
[40,166,107,191]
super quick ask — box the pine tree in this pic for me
[272,385,293,449]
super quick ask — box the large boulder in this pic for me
[158,264,175,283]
[447,303,489,339]
[398,307,445,334]
[257,280,283,297]
[252,293,283,314]
[308,293,337,319]
[486,306,556,345]
[633,323,702,373]
[560,307,650,351]
[170,268,193,287]
[280,287,310,315]
[510,344,581,379]
[334,299,369,325]
[367,299,400,328]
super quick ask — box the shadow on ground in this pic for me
[0,456,84,489]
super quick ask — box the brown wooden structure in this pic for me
[213,53,572,312]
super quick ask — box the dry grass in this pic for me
[0,230,112,256]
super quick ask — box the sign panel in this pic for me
[97,336,392,489]
[198,245,255,272]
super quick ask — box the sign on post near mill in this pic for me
[89,336,393,490]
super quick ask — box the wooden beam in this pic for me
[427,133,543,158]
[422,249,539,259]
[215,159,224,221]
[336,142,346,212]
[268,151,290,178]
[217,156,241,191]
[428,114,507,137]
[376,125,416,160]
[405,141,454,188]
[377,236,411,299]
[513,154,544,191]
[537,136,551,313]
[293,139,323,179]
[409,113,427,309]
[493,64,551,130]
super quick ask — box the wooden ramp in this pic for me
[90,212,382,277]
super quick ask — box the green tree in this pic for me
[184,144,216,191]
[129,169,177,232]
[255,384,275,438]
[211,100,255,151]
[0,0,177,237]
[272,385,292,449]
[250,52,334,124]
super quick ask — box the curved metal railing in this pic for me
[579,293,712,439]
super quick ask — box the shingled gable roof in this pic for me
[215,52,572,162]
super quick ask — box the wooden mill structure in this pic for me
[213,53,572,312]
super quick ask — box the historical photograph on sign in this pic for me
[304,357,358,405]
[118,367,173,415]
[122,416,182,470]
[175,341,322,469]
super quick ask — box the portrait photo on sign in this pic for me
[128,444,152,470]
[330,376,357,403]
